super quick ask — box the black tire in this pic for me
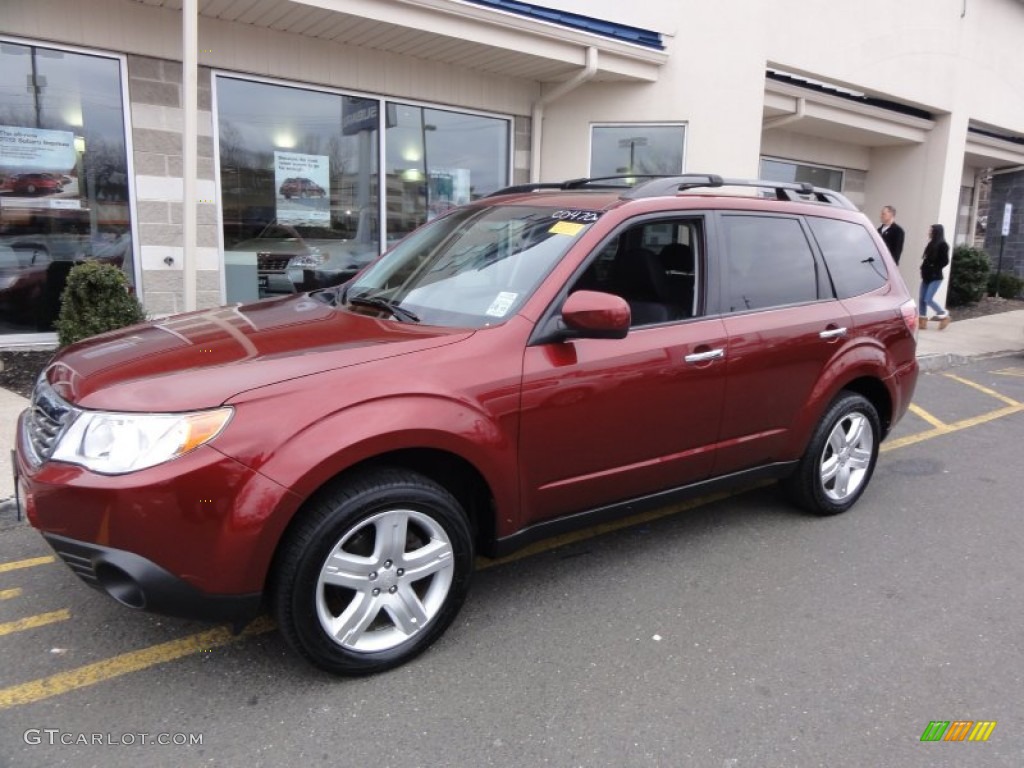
[784,392,881,516]
[272,467,473,675]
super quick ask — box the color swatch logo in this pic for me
[920,720,996,742]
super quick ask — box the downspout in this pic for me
[182,0,198,312]
[530,46,598,183]
[762,97,806,130]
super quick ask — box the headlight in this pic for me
[51,407,233,474]
[288,251,328,269]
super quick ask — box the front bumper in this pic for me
[42,532,262,625]
[16,409,302,608]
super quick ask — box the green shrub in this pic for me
[947,246,990,306]
[55,261,146,347]
[987,270,1024,299]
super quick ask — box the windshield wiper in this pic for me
[347,293,420,323]
[309,286,341,305]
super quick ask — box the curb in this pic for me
[916,348,1022,373]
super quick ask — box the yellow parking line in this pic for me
[908,403,949,429]
[883,404,1023,452]
[991,367,1024,378]
[0,609,70,638]
[0,556,55,574]
[0,615,275,710]
[0,588,23,601]
[943,373,1021,407]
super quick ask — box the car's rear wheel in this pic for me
[272,467,473,675]
[785,392,880,516]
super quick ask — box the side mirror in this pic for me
[560,290,630,339]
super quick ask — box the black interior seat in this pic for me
[659,242,695,318]
[609,247,677,325]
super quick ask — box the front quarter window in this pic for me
[346,205,598,327]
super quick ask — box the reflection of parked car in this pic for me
[279,177,325,199]
[233,221,378,296]
[0,233,131,330]
[12,173,64,196]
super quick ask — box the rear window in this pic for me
[808,217,888,298]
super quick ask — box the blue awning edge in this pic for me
[461,0,664,50]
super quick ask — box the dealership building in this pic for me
[2,0,1024,344]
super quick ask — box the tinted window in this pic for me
[721,215,818,312]
[571,218,702,326]
[807,217,888,298]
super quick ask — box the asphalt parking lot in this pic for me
[1,355,1023,768]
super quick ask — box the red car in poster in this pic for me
[11,173,64,196]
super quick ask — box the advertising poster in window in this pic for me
[0,125,82,210]
[274,151,330,224]
[427,168,470,220]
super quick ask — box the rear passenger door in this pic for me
[712,212,851,474]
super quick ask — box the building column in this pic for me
[865,112,969,308]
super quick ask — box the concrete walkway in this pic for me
[915,308,1024,371]
[1,309,1022,501]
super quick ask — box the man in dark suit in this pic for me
[878,205,905,264]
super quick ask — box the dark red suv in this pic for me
[16,175,918,675]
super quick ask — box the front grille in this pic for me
[23,379,78,466]
[257,253,292,273]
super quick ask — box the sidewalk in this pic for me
[915,308,1024,371]
[1,310,1022,503]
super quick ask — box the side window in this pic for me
[721,215,818,312]
[571,218,703,327]
[807,217,888,298]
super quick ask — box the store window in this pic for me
[760,158,844,192]
[217,77,381,302]
[384,104,510,241]
[0,41,134,334]
[590,124,686,177]
[216,78,511,303]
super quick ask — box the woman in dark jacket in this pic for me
[919,224,951,330]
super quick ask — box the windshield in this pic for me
[345,204,599,328]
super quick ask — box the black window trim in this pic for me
[528,210,714,346]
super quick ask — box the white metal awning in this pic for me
[129,0,668,83]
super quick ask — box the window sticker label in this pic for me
[551,209,601,223]
[485,291,518,317]
[549,221,585,236]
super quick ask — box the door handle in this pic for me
[819,327,847,340]
[684,348,725,364]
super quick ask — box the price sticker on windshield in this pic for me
[549,221,585,236]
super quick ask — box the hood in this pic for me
[46,294,472,411]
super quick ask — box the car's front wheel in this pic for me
[272,468,473,675]
[785,392,880,516]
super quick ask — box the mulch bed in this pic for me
[0,350,57,399]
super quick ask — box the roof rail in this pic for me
[487,174,858,210]
[620,175,858,210]
[487,174,679,197]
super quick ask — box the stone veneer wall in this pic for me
[127,56,221,315]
